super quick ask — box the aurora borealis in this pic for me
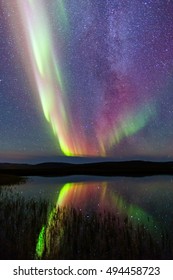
[1,0,173,160]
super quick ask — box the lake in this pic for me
[0,175,173,259]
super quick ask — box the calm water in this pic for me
[0,176,173,259]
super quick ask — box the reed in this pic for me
[0,188,172,259]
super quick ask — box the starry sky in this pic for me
[0,0,173,162]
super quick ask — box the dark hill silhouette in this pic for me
[1,160,173,177]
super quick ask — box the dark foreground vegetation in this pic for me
[38,207,172,260]
[1,161,173,177]
[0,187,172,260]
[0,187,49,259]
[0,174,26,186]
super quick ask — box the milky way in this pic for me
[1,0,173,159]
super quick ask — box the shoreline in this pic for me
[0,160,173,177]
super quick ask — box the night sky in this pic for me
[1,0,173,162]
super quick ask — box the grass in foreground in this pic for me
[0,186,172,259]
[0,189,49,259]
[38,206,172,260]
